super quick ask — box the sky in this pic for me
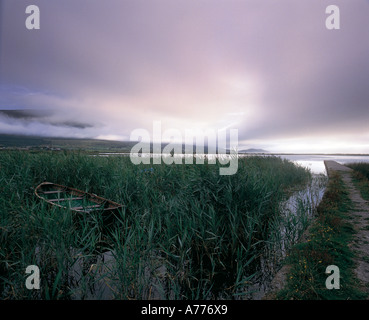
[0,0,369,153]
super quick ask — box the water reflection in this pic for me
[275,154,369,174]
[249,173,328,299]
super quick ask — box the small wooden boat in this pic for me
[35,182,123,214]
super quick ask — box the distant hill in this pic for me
[238,148,269,153]
[0,134,136,151]
[0,134,52,148]
[0,134,270,154]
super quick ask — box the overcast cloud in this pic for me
[0,0,369,152]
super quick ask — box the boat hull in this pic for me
[35,182,123,214]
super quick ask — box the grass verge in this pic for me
[276,171,368,300]
[346,162,369,201]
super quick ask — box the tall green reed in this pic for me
[1,151,312,299]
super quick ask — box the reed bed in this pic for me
[346,162,369,180]
[0,151,314,299]
[346,162,369,201]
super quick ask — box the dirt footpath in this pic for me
[324,161,369,296]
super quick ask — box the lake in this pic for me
[272,154,369,174]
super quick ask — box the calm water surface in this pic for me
[274,154,369,174]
